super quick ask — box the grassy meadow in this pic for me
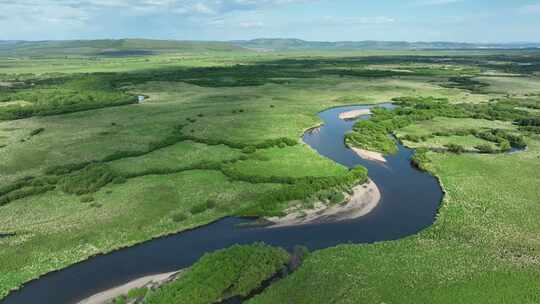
[250,137,540,303]
[1,48,540,301]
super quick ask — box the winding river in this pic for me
[2,104,443,304]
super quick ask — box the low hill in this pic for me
[2,38,540,57]
[232,38,540,51]
[0,39,248,57]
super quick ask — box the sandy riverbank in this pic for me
[338,109,371,120]
[78,270,183,304]
[267,179,381,228]
[350,147,387,163]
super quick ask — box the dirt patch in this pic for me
[78,270,184,304]
[350,147,387,163]
[267,179,381,228]
[338,109,371,120]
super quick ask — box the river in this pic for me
[1,103,443,304]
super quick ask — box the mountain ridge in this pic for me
[1,38,539,57]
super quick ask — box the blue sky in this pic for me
[1,0,539,42]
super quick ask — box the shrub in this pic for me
[112,296,127,304]
[0,185,55,206]
[205,199,217,209]
[411,148,431,171]
[475,144,496,154]
[516,117,540,126]
[29,128,45,137]
[190,203,209,215]
[79,195,95,203]
[242,146,257,154]
[46,162,92,175]
[0,177,34,197]
[402,134,422,142]
[328,191,345,204]
[445,144,466,154]
[112,176,127,184]
[350,166,368,183]
[126,287,148,300]
[59,164,117,195]
[170,211,187,222]
[499,140,511,152]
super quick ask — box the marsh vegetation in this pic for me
[1,48,540,302]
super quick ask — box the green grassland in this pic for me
[222,145,349,181]
[249,137,540,303]
[1,48,540,301]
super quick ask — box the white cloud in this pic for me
[0,0,317,39]
[0,0,318,18]
[239,21,264,28]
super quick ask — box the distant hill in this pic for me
[0,39,247,57]
[1,38,540,57]
[232,38,540,51]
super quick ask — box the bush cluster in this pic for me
[237,166,368,216]
[345,97,532,156]
[475,144,496,154]
[346,120,398,154]
[444,143,466,154]
[190,199,218,215]
[29,128,45,137]
[0,75,137,121]
[171,212,188,223]
[0,176,58,206]
[411,148,431,171]
[144,244,290,304]
[59,164,118,195]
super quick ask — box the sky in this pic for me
[1,0,540,42]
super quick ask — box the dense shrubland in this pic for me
[346,96,534,154]
[144,244,290,304]
[441,77,489,92]
[0,75,136,120]
[345,120,398,154]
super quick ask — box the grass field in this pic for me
[249,137,540,303]
[1,48,540,301]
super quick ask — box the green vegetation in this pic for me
[348,96,533,154]
[1,47,540,302]
[0,75,137,120]
[346,120,398,154]
[249,137,540,303]
[144,244,289,304]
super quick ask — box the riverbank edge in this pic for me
[78,271,184,304]
[265,179,380,228]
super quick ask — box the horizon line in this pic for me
[2,38,540,45]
